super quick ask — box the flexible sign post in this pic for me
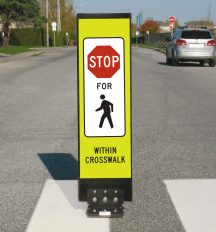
[77,13,132,217]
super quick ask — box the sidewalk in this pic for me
[0,48,48,63]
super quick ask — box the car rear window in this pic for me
[181,30,212,39]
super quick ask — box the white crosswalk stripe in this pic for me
[165,179,216,232]
[26,180,109,232]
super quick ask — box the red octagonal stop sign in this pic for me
[169,16,175,24]
[88,45,120,78]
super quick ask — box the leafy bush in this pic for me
[10,28,45,46]
[10,28,68,47]
[49,30,64,46]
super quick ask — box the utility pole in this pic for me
[206,3,213,28]
[57,0,62,32]
[46,0,49,47]
[207,3,211,22]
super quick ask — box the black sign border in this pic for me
[77,13,132,202]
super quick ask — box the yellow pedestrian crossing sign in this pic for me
[77,13,132,204]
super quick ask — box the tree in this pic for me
[0,0,40,45]
[174,19,181,28]
[39,0,76,40]
[131,23,137,38]
[60,0,76,38]
[185,20,214,29]
[140,18,160,34]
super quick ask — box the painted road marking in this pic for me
[165,179,216,232]
[26,180,109,232]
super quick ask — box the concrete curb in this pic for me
[132,45,166,54]
[0,49,46,63]
[153,48,166,54]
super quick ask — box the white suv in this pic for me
[166,28,216,66]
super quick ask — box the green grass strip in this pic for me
[0,46,34,55]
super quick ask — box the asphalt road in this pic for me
[0,48,77,232]
[1,47,216,232]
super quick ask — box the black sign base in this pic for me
[87,189,124,218]
[79,178,132,201]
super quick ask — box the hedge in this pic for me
[49,30,64,47]
[9,28,67,47]
[10,28,45,46]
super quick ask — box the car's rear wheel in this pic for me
[166,52,172,65]
[209,60,215,67]
[171,51,179,66]
[199,61,205,66]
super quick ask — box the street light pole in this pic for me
[46,0,49,47]
[146,31,149,45]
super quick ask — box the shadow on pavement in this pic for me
[158,62,205,67]
[38,153,78,180]
[38,153,85,210]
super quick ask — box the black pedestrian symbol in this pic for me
[96,94,114,128]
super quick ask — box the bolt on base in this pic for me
[87,189,124,218]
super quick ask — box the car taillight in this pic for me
[207,40,216,46]
[176,39,187,46]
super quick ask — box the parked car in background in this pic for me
[166,28,216,66]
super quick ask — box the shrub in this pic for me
[10,28,44,46]
[10,28,68,47]
[48,30,66,47]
